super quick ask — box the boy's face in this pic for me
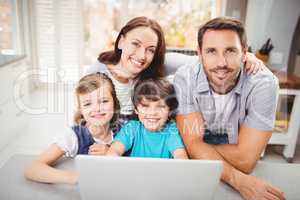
[135,97,169,132]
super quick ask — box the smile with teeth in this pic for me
[214,70,229,79]
[91,113,106,118]
[130,58,144,67]
[145,118,159,123]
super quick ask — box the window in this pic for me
[33,0,83,82]
[0,0,22,55]
[32,0,222,82]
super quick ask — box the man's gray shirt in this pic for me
[173,60,279,144]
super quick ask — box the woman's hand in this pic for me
[88,143,110,155]
[244,52,265,75]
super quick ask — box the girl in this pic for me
[106,78,188,159]
[24,73,120,184]
[86,16,265,131]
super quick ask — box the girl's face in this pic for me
[79,84,114,128]
[135,97,169,132]
[118,27,158,78]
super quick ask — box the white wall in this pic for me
[224,0,247,23]
[245,0,300,70]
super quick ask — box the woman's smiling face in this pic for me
[118,27,158,78]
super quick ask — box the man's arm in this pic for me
[176,113,285,200]
[176,112,240,185]
[214,126,271,173]
[214,72,279,173]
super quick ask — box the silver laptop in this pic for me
[75,155,223,200]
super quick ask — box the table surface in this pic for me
[1,154,300,200]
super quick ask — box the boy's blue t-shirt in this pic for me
[114,120,185,158]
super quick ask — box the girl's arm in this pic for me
[24,144,78,184]
[173,148,189,159]
[106,141,126,156]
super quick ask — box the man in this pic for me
[174,17,285,200]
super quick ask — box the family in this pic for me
[24,16,285,200]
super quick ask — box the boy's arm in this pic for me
[24,144,78,184]
[106,141,126,156]
[173,148,189,159]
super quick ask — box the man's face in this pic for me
[199,29,246,94]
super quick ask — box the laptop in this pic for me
[75,155,223,200]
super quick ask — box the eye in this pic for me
[83,102,91,107]
[131,41,140,47]
[140,102,149,107]
[147,48,156,54]
[225,48,236,54]
[99,99,109,104]
[158,104,167,108]
[206,48,216,54]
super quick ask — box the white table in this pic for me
[1,154,300,200]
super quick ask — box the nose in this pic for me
[135,47,146,60]
[146,106,158,116]
[216,53,227,67]
[92,102,101,112]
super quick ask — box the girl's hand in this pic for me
[88,143,110,155]
[244,52,265,75]
[65,171,79,185]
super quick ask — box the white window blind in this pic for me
[34,0,83,83]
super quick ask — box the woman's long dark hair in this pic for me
[98,16,166,79]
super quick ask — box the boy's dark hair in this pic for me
[197,17,248,50]
[132,78,178,120]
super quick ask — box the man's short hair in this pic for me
[197,17,248,50]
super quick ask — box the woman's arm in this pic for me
[24,144,78,184]
[106,141,126,156]
[244,52,265,75]
[165,52,264,76]
[173,148,189,159]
